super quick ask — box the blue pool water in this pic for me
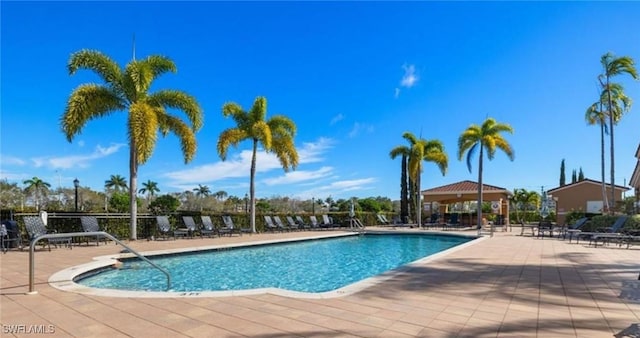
[77,233,472,293]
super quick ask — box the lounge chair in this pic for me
[287,216,306,230]
[296,215,313,230]
[23,216,72,250]
[321,214,339,229]
[579,216,629,246]
[562,217,588,241]
[155,216,175,240]
[222,216,245,236]
[273,216,292,231]
[309,215,321,230]
[1,221,22,253]
[263,215,279,232]
[199,216,218,238]
[178,216,198,238]
[80,216,108,246]
[376,214,389,225]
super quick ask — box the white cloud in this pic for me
[400,64,418,88]
[295,177,378,199]
[263,166,333,186]
[0,170,28,181]
[1,155,26,166]
[78,140,85,147]
[330,113,344,125]
[164,138,336,187]
[348,123,374,138]
[31,144,126,169]
[394,88,400,98]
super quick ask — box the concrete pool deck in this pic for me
[1,227,639,337]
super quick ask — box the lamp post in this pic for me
[312,197,315,215]
[73,178,80,212]
[244,193,248,214]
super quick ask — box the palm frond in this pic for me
[217,128,248,160]
[128,102,159,164]
[141,55,177,80]
[160,114,198,163]
[252,120,272,150]
[61,84,124,141]
[494,136,515,161]
[249,97,268,123]
[68,49,122,90]
[465,143,478,173]
[402,132,418,145]
[389,146,411,159]
[148,90,203,130]
[271,136,299,171]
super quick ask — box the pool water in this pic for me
[77,233,472,293]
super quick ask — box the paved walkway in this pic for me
[1,228,639,337]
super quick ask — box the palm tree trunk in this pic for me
[477,146,484,234]
[416,165,422,228]
[606,78,615,213]
[129,143,138,240]
[400,155,408,221]
[250,139,258,233]
[599,119,607,214]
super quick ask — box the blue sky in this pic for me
[2,1,640,201]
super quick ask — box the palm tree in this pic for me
[193,184,210,211]
[214,190,228,201]
[138,180,160,202]
[217,96,299,233]
[586,83,631,213]
[511,188,539,223]
[598,52,638,211]
[61,49,203,240]
[389,140,411,223]
[458,118,514,233]
[23,177,51,211]
[105,174,128,192]
[404,132,448,227]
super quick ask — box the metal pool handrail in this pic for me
[28,231,171,294]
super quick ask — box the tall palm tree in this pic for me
[458,118,514,233]
[217,96,299,233]
[586,83,631,213]
[404,132,448,227]
[389,140,411,223]
[23,177,51,211]
[138,180,160,202]
[105,174,128,192]
[214,190,228,201]
[61,49,203,240]
[193,184,210,211]
[598,52,638,211]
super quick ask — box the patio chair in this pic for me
[376,214,388,225]
[580,216,629,246]
[562,217,588,241]
[309,215,321,229]
[1,221,22,253]
[295,215,313,230]
[423,213,441,229]
[273,216,291,231]
[443,213,460,230]
[199,216,218,238]
[222,215,245,236]
[155,216,175,240]
[80,216,108,246]
[178,216,198,238]
[23,216,72,251]
[263,215,279,232]
[321,214,339,229]
[287,216,305,230]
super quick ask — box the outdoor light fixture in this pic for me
[73,178,80,212]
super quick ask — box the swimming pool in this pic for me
[74,233,474,294]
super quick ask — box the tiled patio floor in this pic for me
[1,228,639,337]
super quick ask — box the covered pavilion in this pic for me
[422,180,513,226]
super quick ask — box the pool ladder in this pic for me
[27,231,171,294]
[349,217,365,234]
